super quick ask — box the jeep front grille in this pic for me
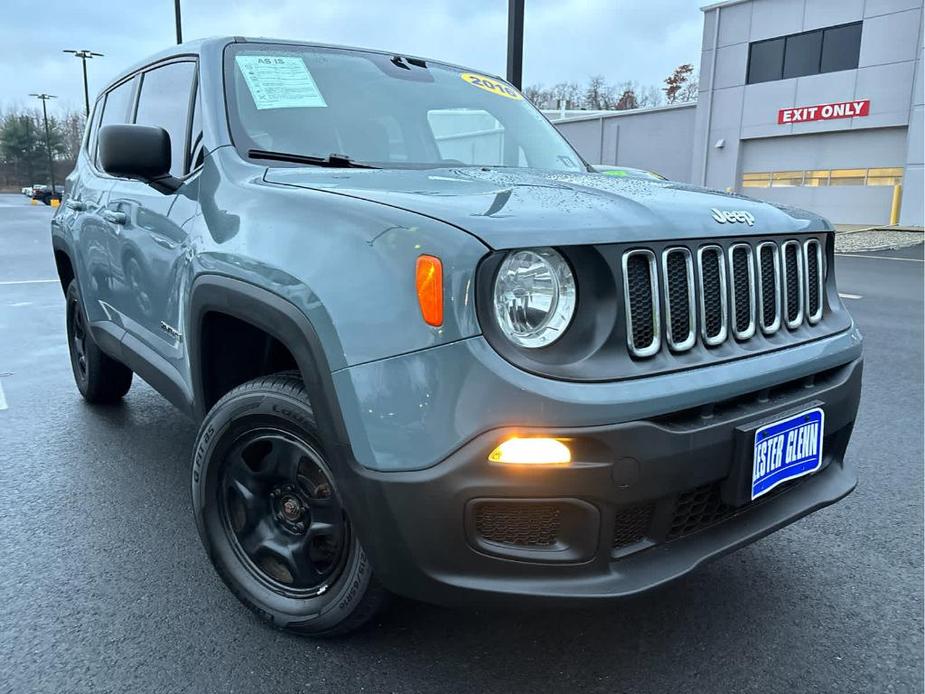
[697,245,727,346]
[662,248,695,351]
[782,240,804,329]
[728,243,756,340]
[622,249,661,357]
[622,235,826,357]
[804,238,824,324]
[756,242,781,334]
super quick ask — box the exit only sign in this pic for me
[778,99,870,124]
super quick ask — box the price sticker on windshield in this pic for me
[235,55,328,110]
[460,73,522,100]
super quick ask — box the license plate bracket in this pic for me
[721,401,825,507]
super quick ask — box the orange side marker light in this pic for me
[416,255,443,327]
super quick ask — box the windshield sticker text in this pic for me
[460,73,522,100]
[235,55,328,110]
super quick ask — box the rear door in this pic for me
[105,59,199,372]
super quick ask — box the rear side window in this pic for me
[95,78,136,167]
[134,61,196,177]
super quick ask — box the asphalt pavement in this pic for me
[0,193,922,693]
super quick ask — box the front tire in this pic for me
[191,373,387,637]
[65,280,133,403]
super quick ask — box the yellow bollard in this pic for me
[889,183,903,225]
[30,198,37,205]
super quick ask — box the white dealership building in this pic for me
[553,0,924,226]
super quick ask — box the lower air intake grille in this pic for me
[612,503,655,549]
[666,484,734,541]
[475,502,561,547]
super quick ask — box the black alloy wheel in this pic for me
[219,429,349,596]
[69,295,89,385]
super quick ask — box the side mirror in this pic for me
[98,124,180,194]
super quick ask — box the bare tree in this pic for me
[550,81,582,110]
[59,109,87,162]
[523,84,553,109]
[583,75,617,110]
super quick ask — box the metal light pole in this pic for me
[29,93,57,194]
[62,49,104,117]
[506,0,524,89]
[174,0,183,44]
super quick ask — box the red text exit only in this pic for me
[778,99,870,124]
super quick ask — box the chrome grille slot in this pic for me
[697,245,728,347]
[804,239,824,324]
[756,242,781,334]
[622,249,661,358]
[781,240,804,329]
[728,243,756,340]
[617,235,823,360]
[662,247,696,352]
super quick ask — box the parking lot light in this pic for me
[62,49,104,117]
[28,93,57,197]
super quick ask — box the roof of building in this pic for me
[700,0,750,11]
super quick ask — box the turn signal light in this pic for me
[488,437,572,465]
[416,255,443,327]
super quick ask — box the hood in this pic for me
[263,166,831,250]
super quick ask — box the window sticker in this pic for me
[235,55,328,110]
[460,73,522,100]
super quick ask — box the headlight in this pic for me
[492,247,576,348]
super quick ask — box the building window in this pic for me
[741,167,904,188]
[829,169,867,186]
[747,22,862,85]
[821,23,863,73]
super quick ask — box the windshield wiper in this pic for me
[247,149,378,169]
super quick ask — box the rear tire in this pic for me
[65,280,133,403]
[191,372,388,637]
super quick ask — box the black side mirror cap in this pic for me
[98,124,181,194]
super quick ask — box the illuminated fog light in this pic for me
[488,437,571,465]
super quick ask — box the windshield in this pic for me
[224,44,585,171]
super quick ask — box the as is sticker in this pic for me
[460,73,522,100]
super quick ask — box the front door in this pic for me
[104,60,199,373]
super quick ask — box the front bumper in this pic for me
[341,357,861,605]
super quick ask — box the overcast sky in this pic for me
[1,0,706,115]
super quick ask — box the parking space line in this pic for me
[836,253,923,262]
[0,382,7,411]
[839,293,863,300]
[0,279,58,286]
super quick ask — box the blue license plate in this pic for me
[752,407,825,500]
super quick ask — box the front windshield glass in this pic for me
[224,44,585,171]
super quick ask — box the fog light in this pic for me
[488,437,571,465]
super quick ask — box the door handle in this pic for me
[151,235,177,250]
[102,210,127,225]
[65,199,86,211]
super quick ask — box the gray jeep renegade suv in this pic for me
[51,37,863,636]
